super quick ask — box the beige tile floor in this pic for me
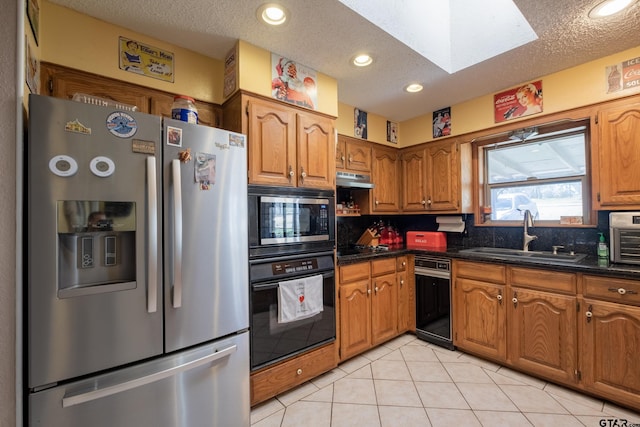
[250,334,640,427]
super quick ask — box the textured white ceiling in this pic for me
[49,0,640,122]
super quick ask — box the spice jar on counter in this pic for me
[171,95,199,124]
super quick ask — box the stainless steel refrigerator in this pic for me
[26,94,250,426]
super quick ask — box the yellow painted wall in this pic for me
[236,40,339,117]
[41,1,223,103]
[336,103,399,148]
[338,45,640,147]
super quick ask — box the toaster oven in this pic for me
[609,212,640,264]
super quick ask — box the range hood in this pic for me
[336,171,374,189]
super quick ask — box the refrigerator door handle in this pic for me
[171,159,183,308]
[147,157,158,313]
[61,344,238,408]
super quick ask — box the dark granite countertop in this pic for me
[337,245,640,280]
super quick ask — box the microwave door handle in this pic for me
[172,159,183,308]
[146,157,158,313]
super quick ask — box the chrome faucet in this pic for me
[522,209,537,251]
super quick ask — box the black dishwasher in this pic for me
[415,255,454,350]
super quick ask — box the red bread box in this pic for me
[406,231,447,250]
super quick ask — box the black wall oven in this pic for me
[249,251,336,371]
[248,185,335,258]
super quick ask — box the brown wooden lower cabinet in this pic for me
[250,342,337,407]
[338,255,414,362]
[580,275,640,409]
[453,259,640,411]
[453,261,507,361]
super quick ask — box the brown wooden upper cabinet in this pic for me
[40,62,222,128]
[401,139,471,213]
[593,96,640,209]
[370,145,401,212]
[336,134,372,174]
[226,94,335,189]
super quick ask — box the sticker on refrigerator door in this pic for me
[132,139,156,154]
[64,119,91,135]
[89,156,116,177]
[195,152,215,190]
[49,155,78,177]
[167,126,182,147]
[106,112,137,138]
[229,133,245,148]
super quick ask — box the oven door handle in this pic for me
[415,267,450,280]
[252,271,334,291]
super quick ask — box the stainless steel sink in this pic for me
[458,247,587,263]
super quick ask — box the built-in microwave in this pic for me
[248,185,335,258]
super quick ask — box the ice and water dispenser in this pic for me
[57,200,137,297]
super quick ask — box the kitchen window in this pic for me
[479,121,591,225]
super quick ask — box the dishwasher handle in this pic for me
[415,266,450,280]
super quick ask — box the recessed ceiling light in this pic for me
[352,54,373,67]
[257,3,288,26]
[589,0,637,18]
[405,83,423,93]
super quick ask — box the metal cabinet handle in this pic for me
[427,198,432,206]
[421,199,426,205]
[497,294,503,302]
[300,166,307,180]
[367,288,372,295]
[288,165,294,180]
[400,279,404,287]
[62,344,237,408]
[375,199,379,206]
[171,159,183,309]
[348,155,353,163]
[146,157,158,313]
[296,368,303,375]
[512,291,518,308]
[608,287,637,295]
[586,304,593,323]
[375,286,379,294]
[341,155,345,161]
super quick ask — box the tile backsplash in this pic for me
[337,211,612,256]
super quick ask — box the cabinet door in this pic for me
[335,136,347,170]
[426,141,458,211]
[401,146,427,211]
[41,63,151,112]
[582,299,640,409]
[297,113,334,189]
[397,270,409,333]
[454,277,506,361]
[596,102,640,207]
[339,280,372,361]
[508,287,577,384]
[371,146,400,212]
[247,99,297,186]
[371,272,398,345]
[344,138,372,173]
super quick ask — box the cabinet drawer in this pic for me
[583,275,640,306]
[454,260,506,284]
[372,257,397,276]
[510,267,576,294]
[339,262,370,284]
[396,256,408,272]
[250,342,336,406]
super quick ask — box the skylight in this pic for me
[338,0,538,74]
